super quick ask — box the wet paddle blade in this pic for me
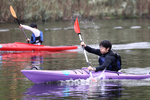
[90,71,96,82]
[74,18,81,34]
[90,77,96,82]
[10,6,17,19]
[91,78,96,82]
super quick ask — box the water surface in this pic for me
[0,19,150,99]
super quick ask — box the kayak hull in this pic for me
[0,42,77,51]
[21,69,150,84]
[21,69,89,83]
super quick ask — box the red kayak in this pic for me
[0,42,77,51]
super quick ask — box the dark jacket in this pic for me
[85,46,118,71]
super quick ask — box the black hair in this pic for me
[30,23,37,28]
[99,40,112,51]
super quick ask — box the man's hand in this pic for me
[87,66,96,71]
[80,42,86,47]
[26,38,30,43]
[19,24,23,29]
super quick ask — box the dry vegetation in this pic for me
[1,0,150,23]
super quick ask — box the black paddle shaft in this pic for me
[16,18,20,25]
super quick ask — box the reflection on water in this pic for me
[0,54,2,66]
[23,80,123,100]
[23,79,150,99]
[0,51,78,70]
[30,54,43,70]
[0,51,78,99]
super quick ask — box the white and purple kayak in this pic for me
[21,69,150,84]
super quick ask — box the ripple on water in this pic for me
[0,29,9,32]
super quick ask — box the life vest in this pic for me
[115,53,121,70]
[31,31,43,44]
[98,53,121,71]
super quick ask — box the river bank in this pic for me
[1,0,150,23]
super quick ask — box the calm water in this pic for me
[1,19,150,99]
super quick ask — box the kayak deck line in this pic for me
[73,69,90,74]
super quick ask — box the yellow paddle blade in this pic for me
[10,6,17,18]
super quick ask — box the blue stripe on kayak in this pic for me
[0,45,2,48]
[62,71,70,76]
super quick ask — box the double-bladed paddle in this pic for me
[74,18,96,82]
[10,6,28,40]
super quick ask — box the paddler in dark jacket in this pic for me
[81,40,120,72]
